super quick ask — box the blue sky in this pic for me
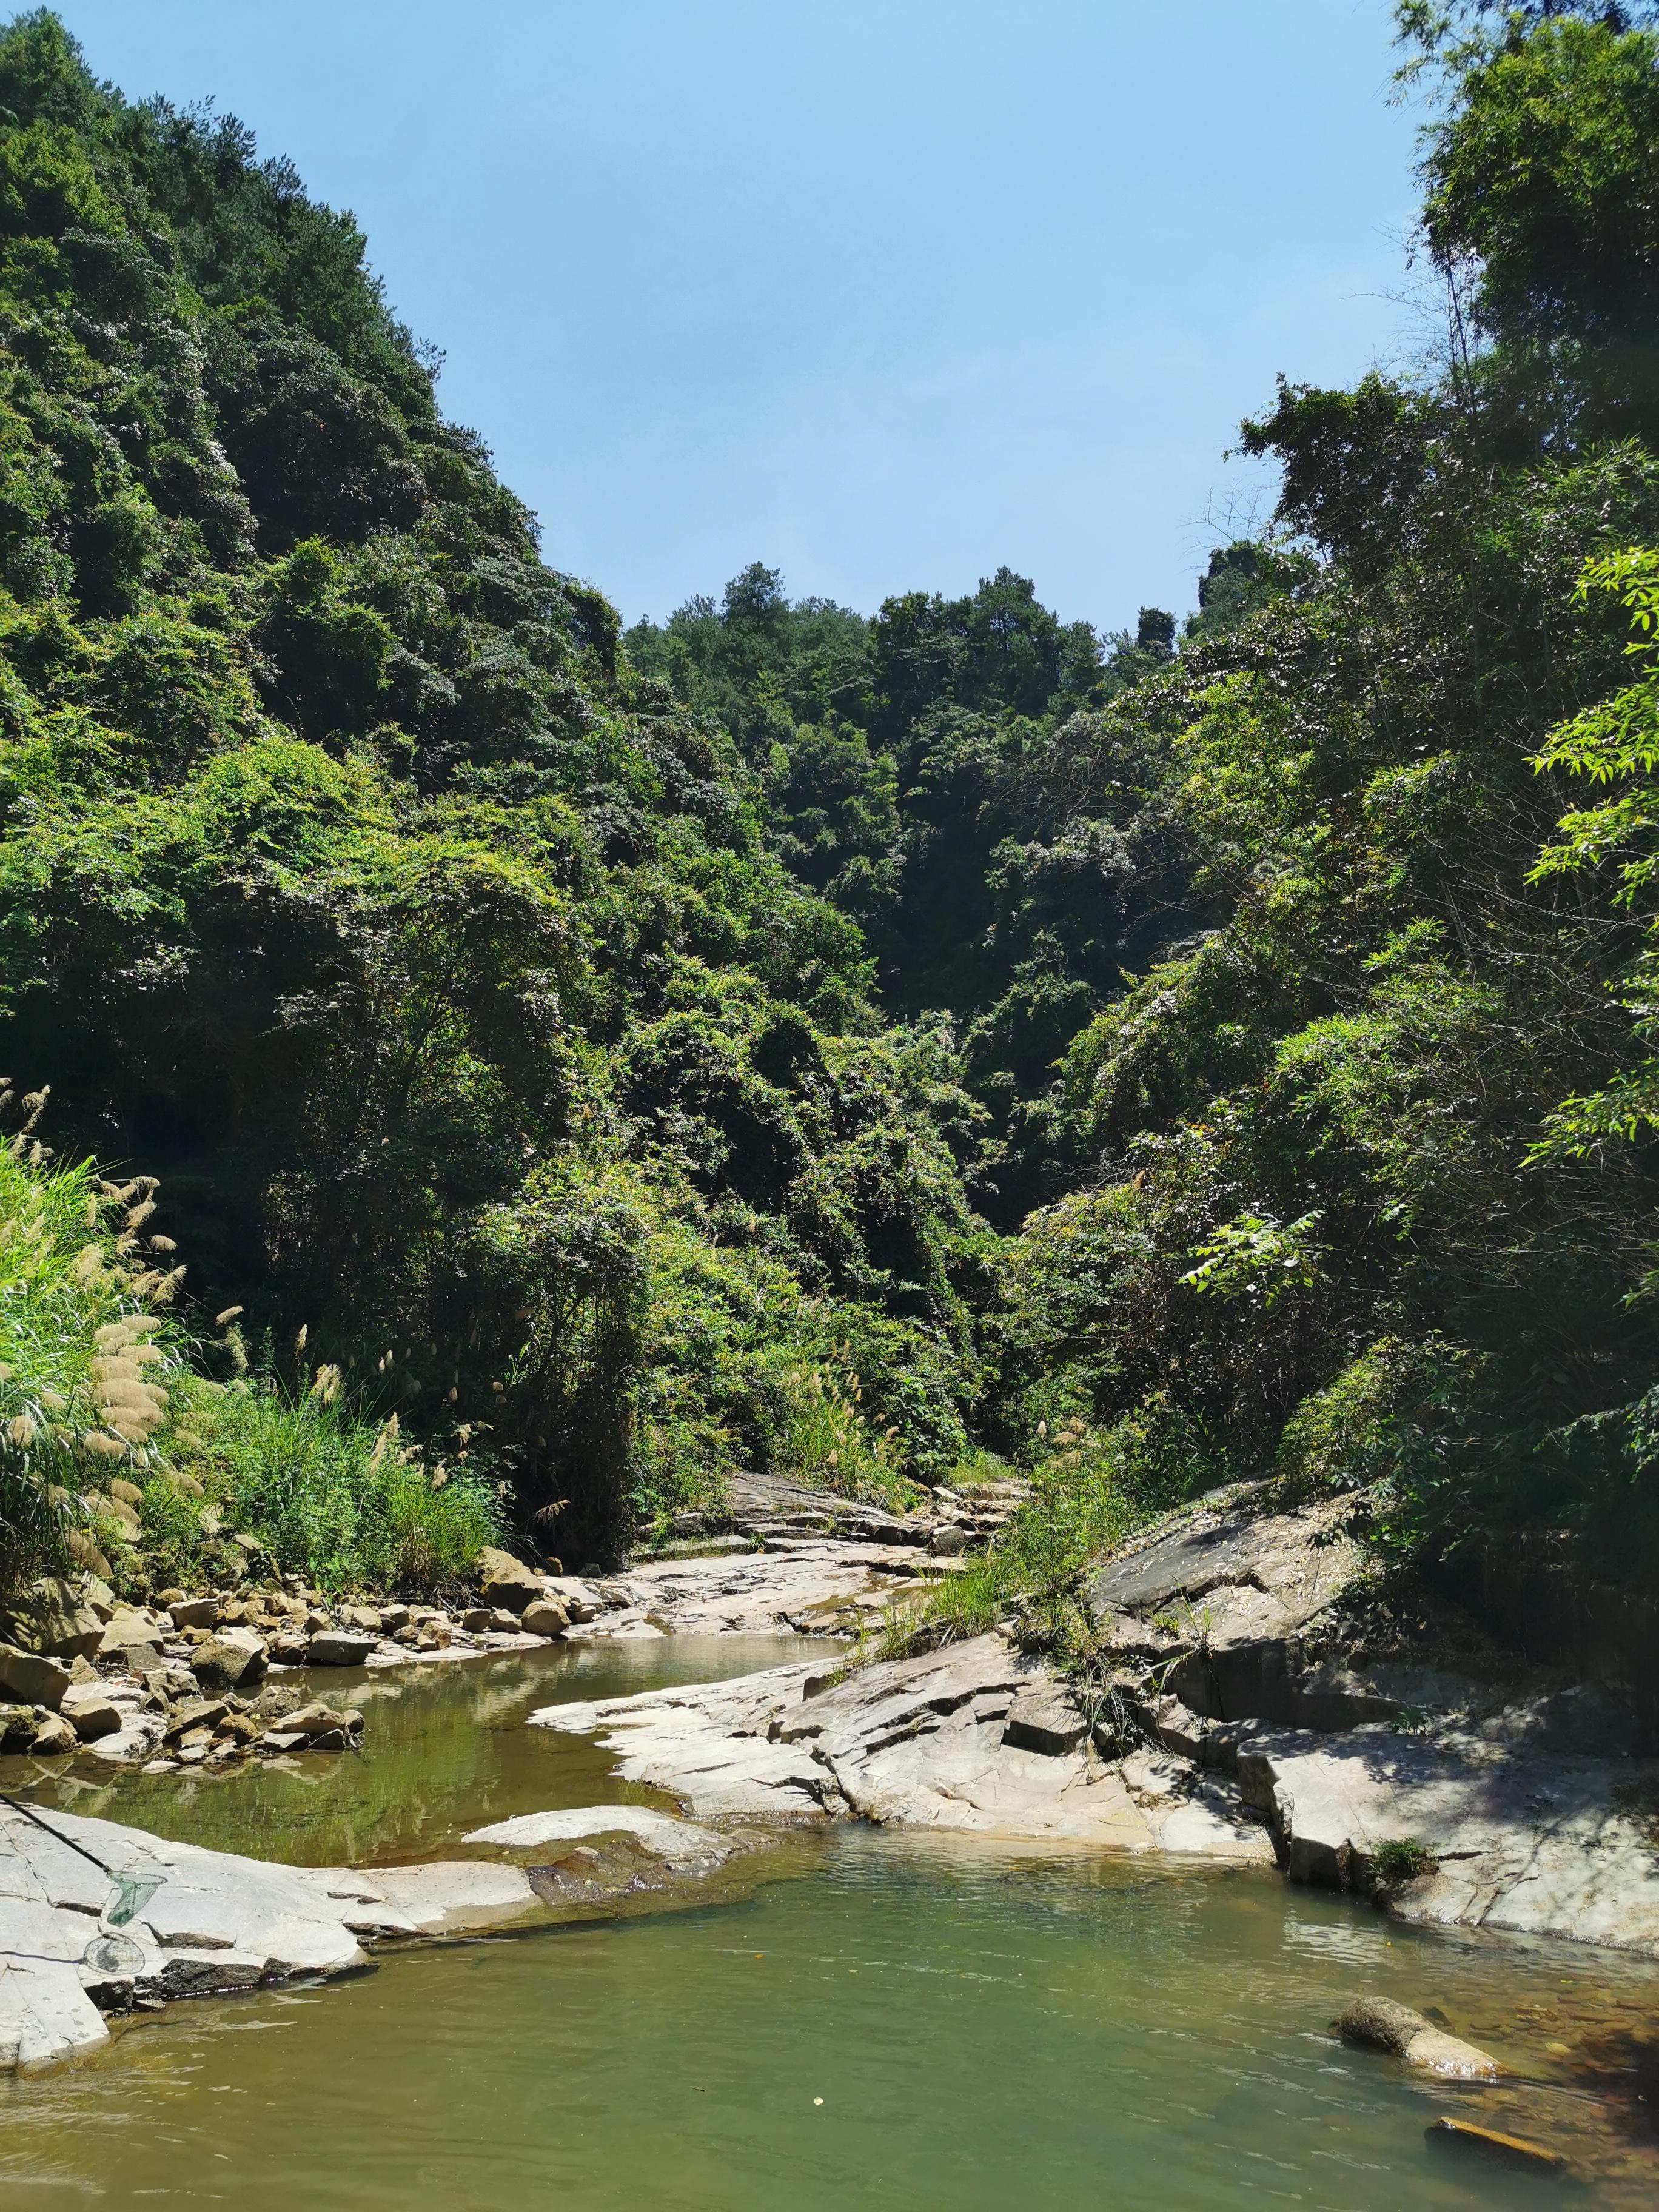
[53,1,1420,632]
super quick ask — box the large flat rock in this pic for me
[1236,1728,1659,1953]
[1086,1495,1364,1650]
[0,1803,546,2071]
[565,1540,940,1641]
[532,1635,1273,1858]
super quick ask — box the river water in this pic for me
[2,1636,1657,2207]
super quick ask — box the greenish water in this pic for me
[4,1638,1658,2207]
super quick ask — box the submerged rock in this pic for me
[1426,2118,1566,2170]
[1336,1995,1500,2079]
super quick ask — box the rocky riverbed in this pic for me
[7,1469,1659,2104]
[540,1484,1659,1957]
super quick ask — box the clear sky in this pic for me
[51,1,1420,633]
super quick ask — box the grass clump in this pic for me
[874,1424,1145,1664]
[761,1347,920,1514]
[1369,1837,1435,1889]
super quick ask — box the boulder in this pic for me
[1001,1684,1088,1756]
[98,1610,164,1660]
[1337,1996,1500,2080]
[337,1604,382,1632]
[2,1576,102,1660]
[0,1643,70,1711]
[30,1711,76,1754]
[520,1598,569,1638]
[274,1700,363,1739]
[475,1546,543,1614]
[59,1683,122,1742]
[190,1628,267,1691]
[167,1597,219,1632]
[0,1703,36,1752]
[930,1524,968,1558]
[306,1631,377,1667]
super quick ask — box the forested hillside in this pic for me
[6,2,1659,1606]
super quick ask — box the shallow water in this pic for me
[4,1638,1658,2207]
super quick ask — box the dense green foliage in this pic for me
[12,3,1659,1604]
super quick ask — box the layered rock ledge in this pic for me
[533,1486,1659,1956]
[532,1635,1272,1855]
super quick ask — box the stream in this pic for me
[2,1636,1657,2207]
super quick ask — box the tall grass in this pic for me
[0,1119,185,1585]
[151,1378,504,1594]
[0,1109,500,1599]
[760,1348,918,1512]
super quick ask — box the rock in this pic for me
[98,1610,164,1660]
[59,1684,122,1742]
[462,1804,735,1868]
[1081,1493,1385,1734]
[190,1627,267,1691]
[1001,1684,1088,1755]
[543,1578,600,1624]
[344,1860,537,1933]
[30,1711,76,1754]
[460,1607,493,1632]
[0,1644,70,1711]
[163,1699,229,1744]
[931,1525,968,1557]
[306,1631,377,1667]
[273,1700,363,1739]
[475,1547,543,1615]
[81,1576,116,1623]
[2,1576,102,1660]
[1336,1996,1499,2080]
[535,1635,1273,1855]
[520,1598,569,1637]
[1426,2119,1565,2170]
[167,1597,219,1631]
[337,1604,382,1632]
[1238,1727,1659,1954]
[0,1703,36,1752]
